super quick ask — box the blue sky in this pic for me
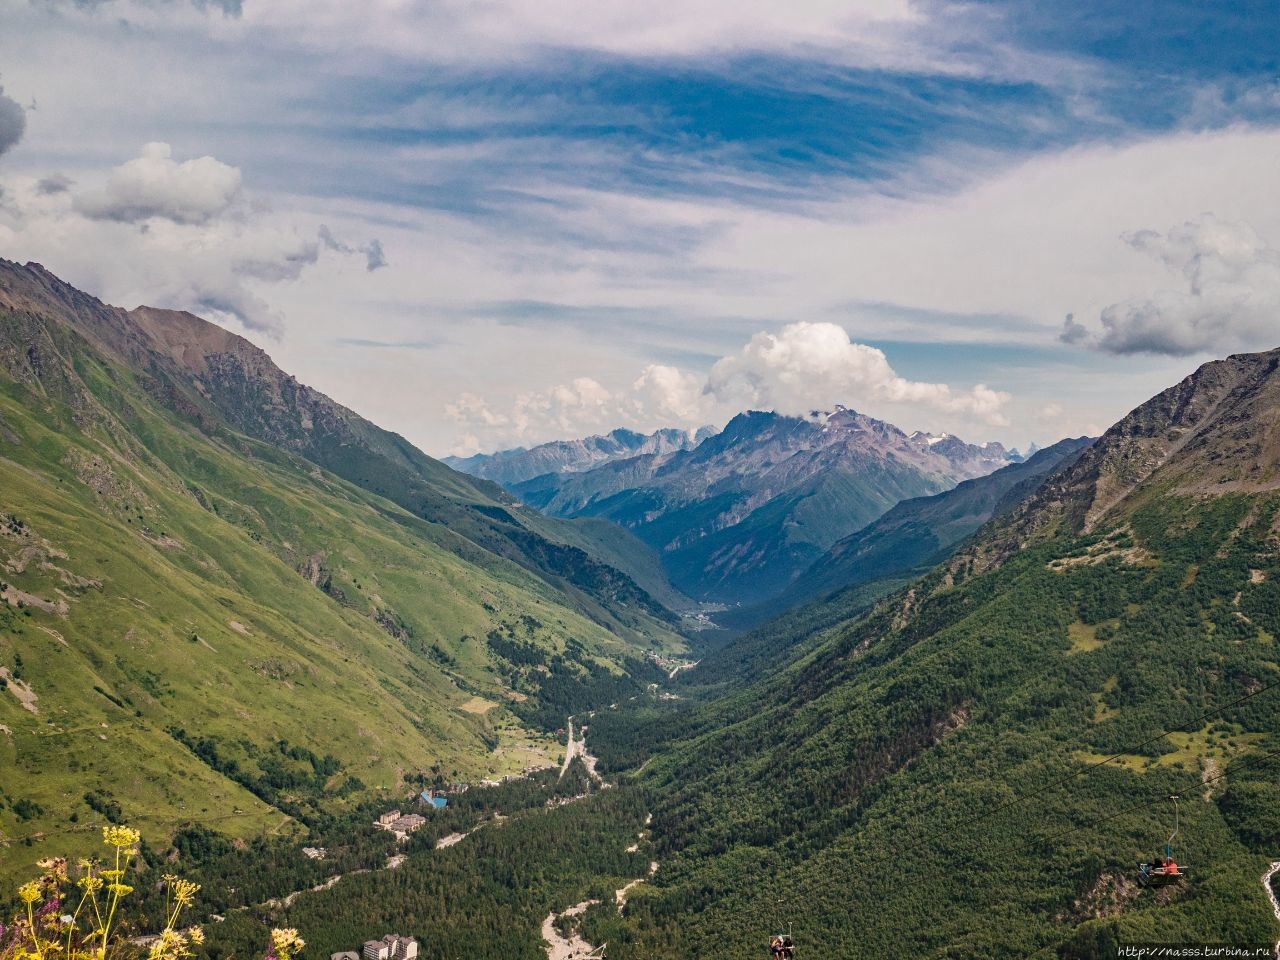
[1,0,1279,454]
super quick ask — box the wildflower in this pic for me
[101,826,140,849]
[269,927,305,959]
[106,883,133,897]
[36,859,68,882]
[99,871,124,881]
[188,927,204,946]
[18,882,42,905]
[76,876,104,893]
[171,880,200,908]
[146,928,187,960]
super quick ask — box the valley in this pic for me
[1,266,1278,959]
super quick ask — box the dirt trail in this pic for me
[541,900,604,960]
[0,667,38,713]
[614,862,659,913]
[559,718,577,779]
[559,717,605,786]
[667,660,698,680]
[1264,861,1280,957]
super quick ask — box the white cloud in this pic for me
[1072,214,1280,356]
[633,364,706,421]
[706,322,1012,424]
[0,144,384,337]
[444,321,1013,453]
[73,142,242,224]
[233,0,924,68]
[444,376,627,454]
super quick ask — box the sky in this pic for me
[1,1,1279,457]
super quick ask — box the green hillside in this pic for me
[573,351,1280,957]
[138,348,1278,960]
[0,267,685,872]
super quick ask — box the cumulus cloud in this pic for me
[0,85,25,157]
[446,320,1014,452]
[0,144,387,338]
[445,378,623,455]
[1068,214,1280,356]
[73,142,242,224]
[633,364,706,421]
[706,321,1012,424]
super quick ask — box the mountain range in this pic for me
[469,407,1017,605]
[721,434,1095,628]
[445,426,714,487]
[2,258,1278,957]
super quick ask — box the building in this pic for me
[374,809,427,840]
[361,935,418,960]
[419,790,447,810]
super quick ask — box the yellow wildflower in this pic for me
[101,826,141,848]
[146,929,185,960]
[18,881,43,904]
[270,927,305,957]
[188,927,204,946]
[100,870,124,881]
[171,879,200,908]
[77,875,104,893]
[106,883,134,897]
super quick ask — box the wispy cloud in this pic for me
[335,336,450,350]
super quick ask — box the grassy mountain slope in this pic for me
[580,350,1280,958]
[0,261,679,641]
[0,265,684,869]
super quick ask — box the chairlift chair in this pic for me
[768,920,796,959]
[1138,796,1188,888]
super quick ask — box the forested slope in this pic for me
[579,350,1280,957]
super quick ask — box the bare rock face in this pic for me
[950,347,1280,579]
[1036,348,1280,532]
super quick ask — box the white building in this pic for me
[362,935,418,960]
